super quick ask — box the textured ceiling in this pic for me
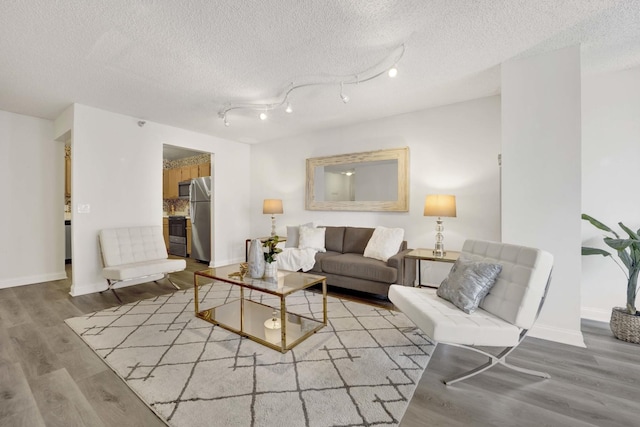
[1,0,639,144]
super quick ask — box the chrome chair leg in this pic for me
[100,279,123,304]
[155,274,180,290]
[442,331,550,385]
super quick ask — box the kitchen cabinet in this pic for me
[186,218,192,255]
[179,166,189,182]
[162,161,211,200]
[167,168,180,199]
[198,162,211,177]
[163,217,169,250]
[162,169,169,199]
[182,164,199,181]
[191,164,200,179]
[65,152,71,197]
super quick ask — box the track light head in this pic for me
[223,116,230,127]
[285,102,293,113]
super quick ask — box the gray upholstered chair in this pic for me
[389,239,553,385]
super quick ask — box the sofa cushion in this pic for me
[324,226,346,253]
[342,227,375,254]
[310,251,342,273]
[322,253,397,283]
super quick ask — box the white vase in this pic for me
[248,239,265,279]
[264,261,278,278]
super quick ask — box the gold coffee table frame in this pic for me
[194,264,327,353]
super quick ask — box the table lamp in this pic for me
[263,199,283,237]
[423,194,456,257]
[264,310,282,344]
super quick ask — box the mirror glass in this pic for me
[306,147,409,211]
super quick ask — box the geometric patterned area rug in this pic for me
[65,283,433,427]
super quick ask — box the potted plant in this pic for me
[262,236,282,278]
[581,213,640,343]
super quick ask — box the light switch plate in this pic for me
[77,203,91,214]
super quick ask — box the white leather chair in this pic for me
[99,226,186,303]
[389,239,553,385]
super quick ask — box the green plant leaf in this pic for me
[581,247,611,257]
[582,214,619,238]
[630,246,640,266]
[619,249,633,270]
[619,222,640,240]
[604,238,635,251]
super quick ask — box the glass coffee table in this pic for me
[194,264,327,353]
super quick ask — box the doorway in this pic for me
[162,144,213,264]
[64,141,72,265]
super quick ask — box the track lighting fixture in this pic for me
[217,44,405,125]
[340,82,350,104]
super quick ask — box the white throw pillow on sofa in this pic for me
[285,222,315,248]
[299,226,326,252]
[363,226,404,262]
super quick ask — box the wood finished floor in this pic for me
[1,258,637,427]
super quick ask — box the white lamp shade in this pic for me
[424,194,457,217]
[263,199,283,215]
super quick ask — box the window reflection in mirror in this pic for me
[306,147,409,211]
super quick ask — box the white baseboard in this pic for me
[581,307,611,323]
[528,323,586,348]
[0,271,67,289]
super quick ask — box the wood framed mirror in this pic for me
[305,147,409,211]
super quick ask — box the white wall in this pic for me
[250,96,502,284]
[0,110,67,288]
[502,46,584,346]
[581,67,640,321]
[66,104,250,296]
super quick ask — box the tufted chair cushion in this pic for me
[462,240,553,329]
[100,226,169,267]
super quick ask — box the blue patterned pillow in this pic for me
[437,257,502,314]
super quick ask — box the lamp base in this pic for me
[432,248,446,258]
[433,217,446,258]
[270,215,276,237]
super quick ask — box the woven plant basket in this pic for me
[610,307,640,344]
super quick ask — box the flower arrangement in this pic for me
[262,236,282,264]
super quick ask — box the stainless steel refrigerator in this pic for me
[189,176,212,263]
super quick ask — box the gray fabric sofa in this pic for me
[308,226,416,297]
